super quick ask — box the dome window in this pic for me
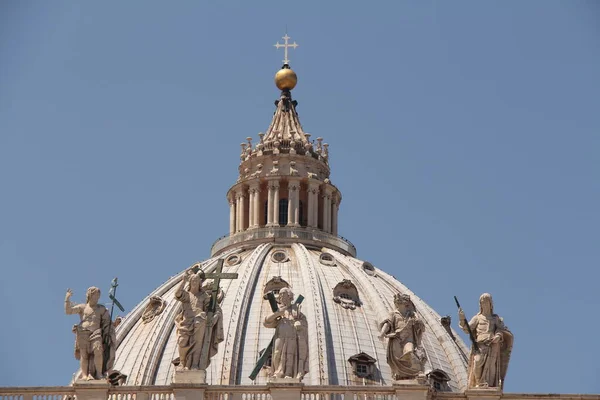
[263,276,291,300]
[319,252,336,266]
[333,279,361,310]
[225,254,242,267]
[348,352,377,379]
[356,364,368,376]
[271,250,289,263]
[362,262,376,276]
[427,369,451,392]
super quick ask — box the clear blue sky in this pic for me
[1,0,598,393]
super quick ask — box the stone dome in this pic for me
[112,244,469,390]
[110,59,470,391]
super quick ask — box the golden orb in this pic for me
[274,67,297,90]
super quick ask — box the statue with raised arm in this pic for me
[174,267,224,370]
[263,288,309,380]
[379,293,427,380]
[458,293,513,389]
[65,287,114,380]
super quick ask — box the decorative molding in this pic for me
[141,296,167,324]
[332,279,361,310]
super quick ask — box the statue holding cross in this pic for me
[173,259,238,371]
[249,288,308,382]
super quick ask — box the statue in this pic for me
[65,287,115,380]
[263,287,309,380]
[174,268,224,370]
[379,293,427,380]
[458,293,513,389]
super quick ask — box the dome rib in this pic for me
[221,243,271,384]
[294,243,330,385]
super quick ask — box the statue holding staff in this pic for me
[457,293,513,389]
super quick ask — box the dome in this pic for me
[110,50,470,391]
[112,243,469,390]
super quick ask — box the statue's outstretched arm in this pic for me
[64,289,83,315]
[175,270,192,301]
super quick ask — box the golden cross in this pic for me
[274,33,298,65]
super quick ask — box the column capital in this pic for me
[248,179,260,191]
[331,192,341,205]
[322,185,334,196]
[227,192,236,203]
[267,178,280,190]
[308,180,320,190]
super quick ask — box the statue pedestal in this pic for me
[73,380,110,400]
[268,377,302,384]
[392,377,429,400]
[172,369,207,384]
[268,382,303,400]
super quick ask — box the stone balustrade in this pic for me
[210,226,357,257]
[1,385,598,400]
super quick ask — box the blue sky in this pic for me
[1,0,599,393]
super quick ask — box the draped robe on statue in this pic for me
[264,303,309,379]
[174,287,224,370]
[380,308,426,380]
[460,313,513,388]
